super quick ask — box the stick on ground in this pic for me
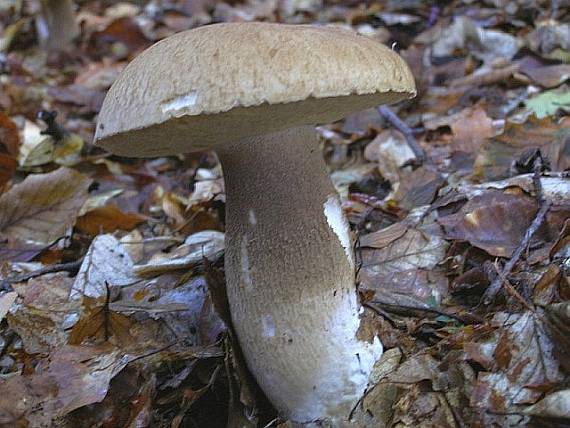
[377,105,429,165]
[480,158,551,306]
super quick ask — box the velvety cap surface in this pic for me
[95,22,416,156]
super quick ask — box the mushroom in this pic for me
[95,22,415,424]
[36,0,78,51]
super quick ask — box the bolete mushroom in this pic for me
[95,22,415,424]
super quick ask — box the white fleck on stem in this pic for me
[323,195,354,267]
[240,234,253,291]
[248,209,257,225]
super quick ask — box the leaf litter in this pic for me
[0,1,569,427]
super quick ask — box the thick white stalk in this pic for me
[217,125,382,424]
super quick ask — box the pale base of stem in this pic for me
[217,125,382,424]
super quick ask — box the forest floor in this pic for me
[0,0,569,427]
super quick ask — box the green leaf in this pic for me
[525,88,570,119]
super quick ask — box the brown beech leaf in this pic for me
[93,17,151,52]
[388,357,475,428]
[473,116,570,181]
[0,167,92,246]
[387,353,440,385]
[69,296,135,346]
[450,107,495,153]
[0,344,130,427]
[464,339,497,370]
[133,230,224,277]
[0,112,19,156]
[438,190,539,257]
[75,203,145,235]
[471,312,563,411]
[48,84,106,113]
[360,222,408,248]
[360,225,447,278]
[0,112,19,189]
[393,166,446,210]
[519,56,570,88]
[8,273,79,354]
[0,153,17,190]
[359,223,449,304]
[64,365,157,428]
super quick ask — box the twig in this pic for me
[1,259,83,292]
[481,203,550,306]
[103,281,111,341]
[500,275,536,313]
[367,301,477,325]
[377,105,429,166]
[364,301,398,327]
[480,159,551,306]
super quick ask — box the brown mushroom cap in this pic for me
[94,22,415,157]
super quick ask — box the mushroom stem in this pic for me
[217,125,382,424]
[36,0,78,51]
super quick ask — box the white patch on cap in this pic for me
[240,235,253,290]
[261,314,276,337]
[160,91,198,114]
[248,209,257,226]
[323,196,353,266]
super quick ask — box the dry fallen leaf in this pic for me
[0,112,19,189]
[92,16,152,53]
[0,2,569,427]
[133,230,225,277]
[8,277,80,355]
[0,291,17,321]
[431,16,522,63]
[0,344,131,427]
[69,296,135,346]
[0,167,92,248]
[473,116,570,181]
[519,56,570,88]
[359,221,448,305]
[71,234,136,299]
[17,120,55,168]
[438,190,540,258]
[545,301,570,372]
[450,107,496,153]
[524,389,570,418]
[360,222,408,249]
[75,203,145,235]
[471,312,563,411]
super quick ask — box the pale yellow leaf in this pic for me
[53,133,84,166]
[18,120,54,168]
